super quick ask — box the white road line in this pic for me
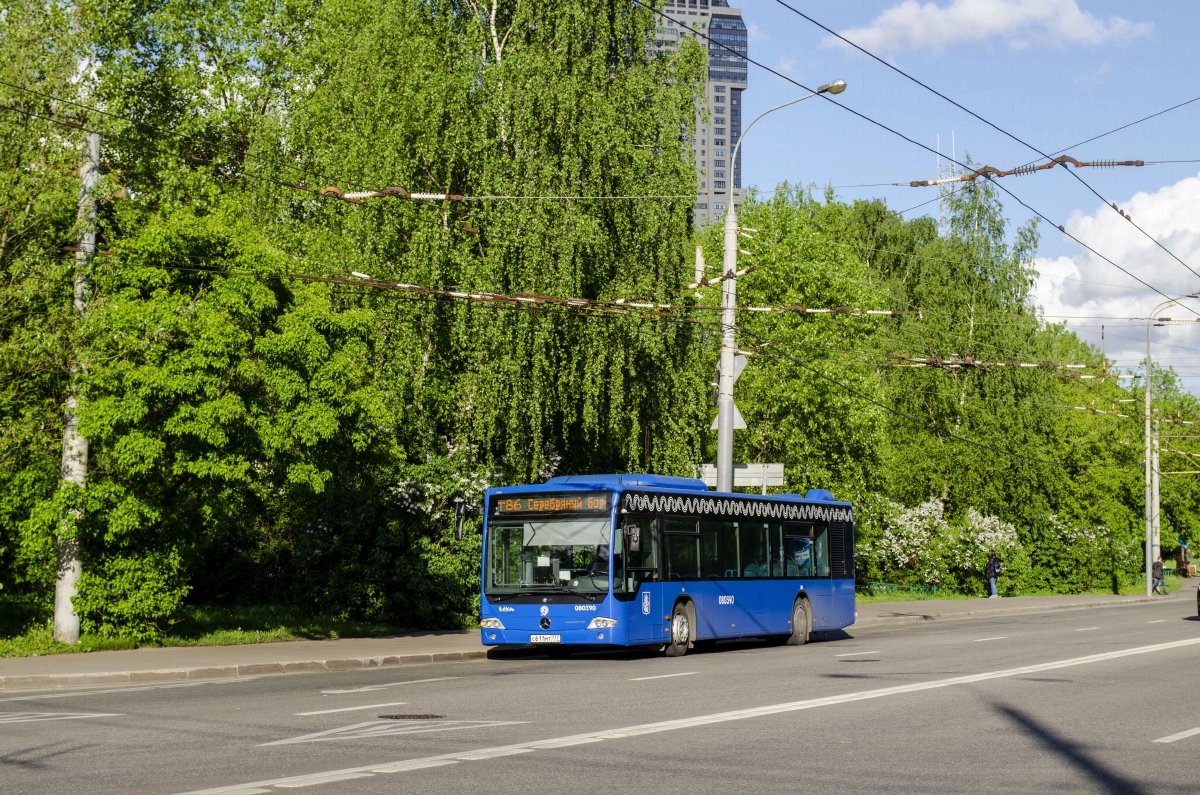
[1148,620,1168,624]
[972,637,1007,642]
[172,636,1200,795]
[0,678,257,703]
[319,677,458,695]
[628,672,698,681]
[261,720,524,746]
[274,772,374,789]
[834,651,881,657]
[1154,727,1200,744]
[0,711,123,723]
[1076,627,1099,631]
[295,702,407,716]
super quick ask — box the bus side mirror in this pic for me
[454,498,478,541]
[624,524,641,553]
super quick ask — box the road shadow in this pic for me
[993,703,1149,795]
[0,741,93,771]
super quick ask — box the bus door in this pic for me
[784,522,831,628]
[616,515,661,643]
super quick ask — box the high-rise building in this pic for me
[653,0,748,228]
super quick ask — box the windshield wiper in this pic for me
[488,586,598,602]
[544,585,598,601]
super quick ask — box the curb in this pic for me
[852,592,1183,629]
[0,649,489,693]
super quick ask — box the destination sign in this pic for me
[492,492,611,515]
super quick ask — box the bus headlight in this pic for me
[587,617,618,630]
[480,618,506,629]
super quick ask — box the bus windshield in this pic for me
[486,516,613,596]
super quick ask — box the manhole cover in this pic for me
[377,714,446,720]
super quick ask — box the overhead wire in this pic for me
[635,0,1200,315]
[737,324,1134,469]
[769,1,1200,286]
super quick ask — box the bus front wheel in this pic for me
[786,600,810,646]
[665,602,692,657]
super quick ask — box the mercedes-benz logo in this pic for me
[539,617,551,630]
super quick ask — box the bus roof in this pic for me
[488,474,850,506]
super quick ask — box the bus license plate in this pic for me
[530,634,561,643]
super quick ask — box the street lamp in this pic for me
[1144,293,1198,594]
[714,79,847,493]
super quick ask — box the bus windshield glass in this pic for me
[486,516,613,595]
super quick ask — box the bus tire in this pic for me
[665,601,692,657]
[785,599,810,646]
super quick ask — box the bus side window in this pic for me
[617,515,658,593]
[812,522,830,577]
[739,522,770,578]
[663,517,700,581]
[769,522,784,577]
[700,519,738,579]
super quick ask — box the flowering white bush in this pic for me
[861,499,1031,592]
[862,499,951,585]
[960,509,1019,572]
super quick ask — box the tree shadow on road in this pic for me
[0,741,94,771]
[992,703,1149,795]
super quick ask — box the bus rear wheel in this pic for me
[665,602,692,657]
[786,599,810,646]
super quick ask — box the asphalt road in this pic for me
[5,599,1200,795]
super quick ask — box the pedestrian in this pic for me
[1152,556,1167,595]
[985,550,1001,598]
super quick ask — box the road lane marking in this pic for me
[834,651,880,657]
[260,720,524,746]
[0,711,123,723]
[629,672,698,681]
[1154,727,1200,744]
[173,636,1200,795]
[1075,627,1099,631]
[274,772,374,789]
[295,702,407,716]
[973,637,1007,642]
[1148,620,1168,624]
[0,678,258,703]
[319,677,458,695]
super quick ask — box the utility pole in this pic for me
[1143,293,1195,595]
[1144,319,1154,597]
[54,131,98,644]
[1152,417,1161,563]
[713,79,846,493]
[715,209,738,492]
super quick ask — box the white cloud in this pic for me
[832,0,1151,54]
[746,21,768,44]
[775,55,798,76]
[1033,172,1200,381]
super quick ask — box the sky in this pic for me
[734,0,1200,387]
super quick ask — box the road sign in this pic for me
[696,463,784,493]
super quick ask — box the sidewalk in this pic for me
[2,583,1193,691]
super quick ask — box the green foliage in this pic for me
[0,2,1191,648]
[0,1,86,600]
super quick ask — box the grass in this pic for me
[854,574,1192,604]
[0,602,422,659]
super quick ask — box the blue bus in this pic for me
[479,474,855,656]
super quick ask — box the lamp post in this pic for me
[715,79,847,493]
[1144,293,1197,594]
